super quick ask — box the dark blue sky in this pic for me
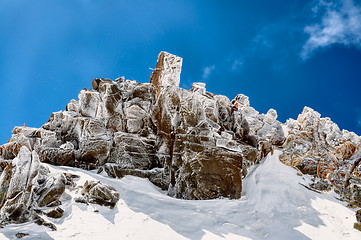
[1,0,361,144]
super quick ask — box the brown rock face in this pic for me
[279,107,361,204]
[0,147,65,223]
[150,51,182,98]
[150,79,246,198]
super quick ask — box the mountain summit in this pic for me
[0,52,361,238]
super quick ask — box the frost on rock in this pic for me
[0,52,276,201]
[0,147,65,224]
[150,51,182,93]
[280,106,361,206]
[1,51,360,206]
[74,180,120,208]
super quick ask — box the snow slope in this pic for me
[1,151,360,240]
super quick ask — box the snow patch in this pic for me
[1,152,361,239]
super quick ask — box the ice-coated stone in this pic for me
[65,99,80,112]
[43,207,64,219]
[92,78,113,91]
[190,82,206,95]
[0,127,38,160]
[264,109,277,125]
[79,139,111,165]
[38,147,75,166]
[150,51,182,97]
[0,52,271,201]
[77,180,119,208]
[280,106,361,204]
[0,147,65,223]
[78,90,101,118]
[232,94,250,107]
[150,75,252,199]
[109,132,159,169]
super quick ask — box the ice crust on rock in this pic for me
[0,51,361,220]
[0,147,65,224]
[1,51,280,201]
[150,51,183,90]
[75,180,120,208]
[280,106,361,206]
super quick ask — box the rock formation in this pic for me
[0,51,279,201]
[0,146,65,224]
[0,51,361,227]
[280,107,361,207]
[74,180,119,208]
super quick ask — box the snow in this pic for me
[1,151,361,240]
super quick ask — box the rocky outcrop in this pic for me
[280,107,361,206]
[1,51,360,202]
[1,51,361,228]
[0,146,65,224]
[1,51,281,200]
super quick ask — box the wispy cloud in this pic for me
[202,65,215,80]
[231,59,243,72]
[301,0,361,59]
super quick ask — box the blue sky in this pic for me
[1,0,361,144]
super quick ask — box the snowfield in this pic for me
[1,151,361,240]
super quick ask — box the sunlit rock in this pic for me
[0,147,65,223]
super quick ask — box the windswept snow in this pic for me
[1,151,361,240]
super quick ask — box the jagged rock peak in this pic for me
[150,51,183,89]
[2,51,278,201]
[281,106,361,207]
[1,51,361,231]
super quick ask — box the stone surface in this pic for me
[150,51,183,94]
[0,147,65,224]
[356,209,361,223]
[78,180,120,208]
[0,52,286,200]
[2,51,360,205]
[44,207,64,219]
[279,106,361,204]
[355,222,361,232]
[15,232,29,238]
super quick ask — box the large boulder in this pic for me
[0,147,65,224]
[75,180,119,208]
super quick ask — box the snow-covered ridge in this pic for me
[1,151,361,239]
[1,52,361,237]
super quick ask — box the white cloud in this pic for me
[202,65,215,80]
[231,59,243,72]
[301,0,361,59]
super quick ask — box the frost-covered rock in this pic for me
[0,52,293,200]
[280,106,361,204]
[2,51,361,233]
[0,147,65,224]
[76,180,119,208]
[150,51,182,93]
[231,96,285,146]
